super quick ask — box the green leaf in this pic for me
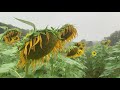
[117,76,120,78]
[15,18,36,30]
[99,70,114,77]
[51,27,55,30]
[0,26,8,30]
[0,63,16,73]
[105,57,116,61]
[58,54,87,69]
[1,47,18,56]
[9,69,23,78]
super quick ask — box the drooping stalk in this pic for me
[50,59,54,76]
[0,26,9,31]
[64,66,67,78]
[15,18,36,31]
[10,69,22,78]
[25,61,30,77]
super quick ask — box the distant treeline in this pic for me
[80,30,120,46]
[0,22,28,36]
[104,31,120,46]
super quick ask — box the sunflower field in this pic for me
[0,18,120,78]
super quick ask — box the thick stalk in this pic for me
[25,61,30,77]
[65,66,67,78]
[50,59,54,76]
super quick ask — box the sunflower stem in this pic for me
[34,27,36,31]
[10,69,22,78]
[64,65,68,78]
[25,61,30,77]
[65,67,67,78]
[50,59,54,76]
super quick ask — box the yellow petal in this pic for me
[24,42,29,57]
[39,35,42,48]
[32,36,39,47]
[28,40,33,54]
[46,32,50,44]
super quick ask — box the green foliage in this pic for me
[100,41,120,78]
[15,18,36,31]
[104,30,120,46]
[0,19,120,78]
[0,63,16,73]
[0,37,120,78]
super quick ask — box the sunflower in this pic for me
[15,18,78,73]
[2,28,21,44]
[107,40,111,45]
[58,24,77,43]
[17,30,62,69]
[74,41,86,54]
[81,42,86,47]
[79,46,84,51]
[67,47,84,58]
[101,40,111,46]
[75,42,82,47]
[92,51,97,57]
[17,25,78,71]
[75,41,86,48]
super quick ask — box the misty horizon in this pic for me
[0,12,120,42]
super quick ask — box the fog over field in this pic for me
[0,12,120,41]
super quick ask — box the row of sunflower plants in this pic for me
[64,40,120,78]
[0,18,120,78]
[0,18,79,78]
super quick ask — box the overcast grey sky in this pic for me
[0,12,120,42]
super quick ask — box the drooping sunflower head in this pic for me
[58,24,78,43]
[75,41,86,48]
[67,47,84,59]
[101,40,111,46]
[15,18,78,71]
[79,46,84,51]
[92,51,97,57]
[107,40,111,45]
[17,29,63,70]
[75,42,82,47]
[2,28,21,44]
[81,42,86,47]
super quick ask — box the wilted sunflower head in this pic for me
[79,46,84,51]
[75,41,86,48]
[101,40,111,46]
[81,42,86,47]
[15,18,78,71]
[75,42,82,47]
[92,51,97,57]
[67,47,84,58]
[107,40,111,45]
[17,28,63,70]
[58,24,77,43]
[2,28,21,44]
[16,18,77,71]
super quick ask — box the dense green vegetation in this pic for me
[0,20,120,78]
[0,38,120,78]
